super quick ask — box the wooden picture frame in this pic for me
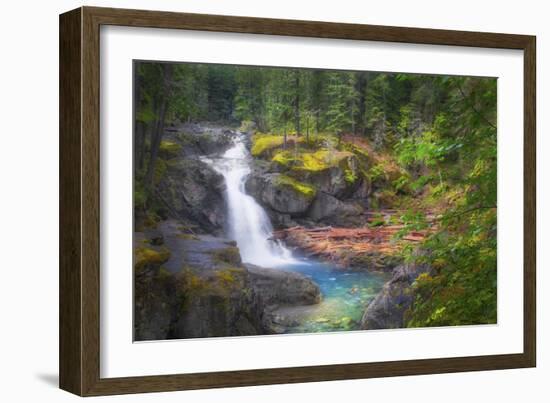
[59,6,536,396]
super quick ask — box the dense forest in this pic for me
[134,61,497,340]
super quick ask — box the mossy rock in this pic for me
[211,246,242,266]
[251,133,304,158]
[176,233,200,240]
[134,246,170,273]
[159,140,182,159]
[274,174,316,198]
[216,267,246,285]
[251,134,285,157]
[273,149,354,173]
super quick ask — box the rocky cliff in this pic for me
[360,262,433,330]
[134,220,321,341]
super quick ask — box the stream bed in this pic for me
[271,259,391,333]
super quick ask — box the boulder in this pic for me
[360,262,432,330]
[291,153,364,199]
[245,264,321,307]
[307,191,364,225]
[246,173,316,216]
[156,159,226,234]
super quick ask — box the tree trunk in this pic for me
[305,115,310,145]
[134,72,146,173]
[315,109,320,135]
[135,121,145,172]
[145,64,173,192]
[356,72,368,136]
[294,71,301,136]
[138,123,147,170]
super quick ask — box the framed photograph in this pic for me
[59,6,536,396]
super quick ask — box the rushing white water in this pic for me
[203,134,296,267]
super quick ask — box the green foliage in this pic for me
[368,164,386,182]
[392,175,410,192]
[344,169,358,184]
[406,208,497,327]
[396,76,498,327]
[134,181,147,210]
[325,72,358,133]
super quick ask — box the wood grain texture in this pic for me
[59,6,537,396]
[59,7,83,396]
[523,38,536,367]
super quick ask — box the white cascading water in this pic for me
[203,135,296,267]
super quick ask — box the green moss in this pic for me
[176,233,199,240]
[134,247,170,271]
[301,150,330,171]
[251,134,284,156]
[216,267,244,285]
[272,148,355,173]
[297,150,354,172]
[252,133,306,157]
[159,140,182,158]
[271,150,297,167]
[275,175,316,198]
[154,159,167,184]
[157,267,172,280]
[211,246,242,266]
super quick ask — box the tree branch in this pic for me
[455,83,497,131]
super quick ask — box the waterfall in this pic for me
[203,134,296,267]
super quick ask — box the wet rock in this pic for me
[156,159,226,234]
[134,226,266,340]
[360,262,432,330]
[167,123,235,156]
[134,223,323,340]
[246,173,315,215]
[245,264,321,307]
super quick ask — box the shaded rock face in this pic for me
[167,123,235,157]
[307,192,364,226]
[246,173,315,215]
[245,263,321,334]
[134,242,178,341]
[360,262,432,330]
[134,220,322,340]
[156,159,226,234]
[245,264,321,307]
